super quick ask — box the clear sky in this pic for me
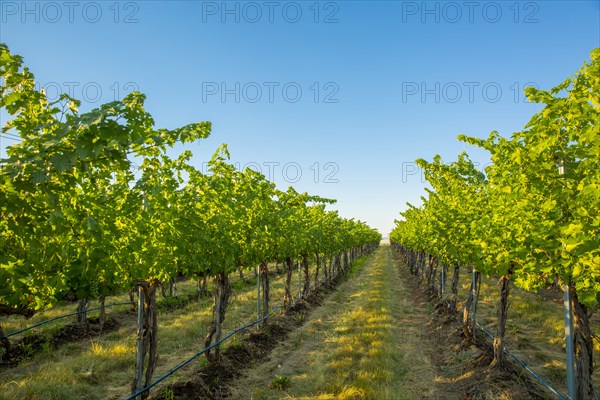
[1,0,599,235]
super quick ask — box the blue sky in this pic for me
[1,0,599,235]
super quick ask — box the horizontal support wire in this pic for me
[1,301,133,340]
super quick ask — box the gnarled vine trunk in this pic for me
[570,286,596,400]
[131,281,159,400]
[491,269,512,368]
[301,254,310,297]
[462,290,473,338]
[0,323,10,356]
[439,263,447,299]
[430,257,438,293]
[462,267,480,339]
[425,254,433,287]
[98,296,106,327]
[343,251,349,272]
[412,251,418,275]
[76,298,89,326]
[168,278,175,297]
[448,264,460,314]
[201,276,208,297]
[128,286,136,306]
[204,272,231,362]
[314,253,320,283]
[259,261,270,324]
[194,275,208,299]
[284,257,293,313]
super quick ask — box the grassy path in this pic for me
[228,246,438,400]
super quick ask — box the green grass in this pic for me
[269,375,291,390]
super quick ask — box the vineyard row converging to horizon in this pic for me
[390,48,599,400]
[0,43,381,399]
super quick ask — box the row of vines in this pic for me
[390,48,599,400]
[0,43,381,398]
